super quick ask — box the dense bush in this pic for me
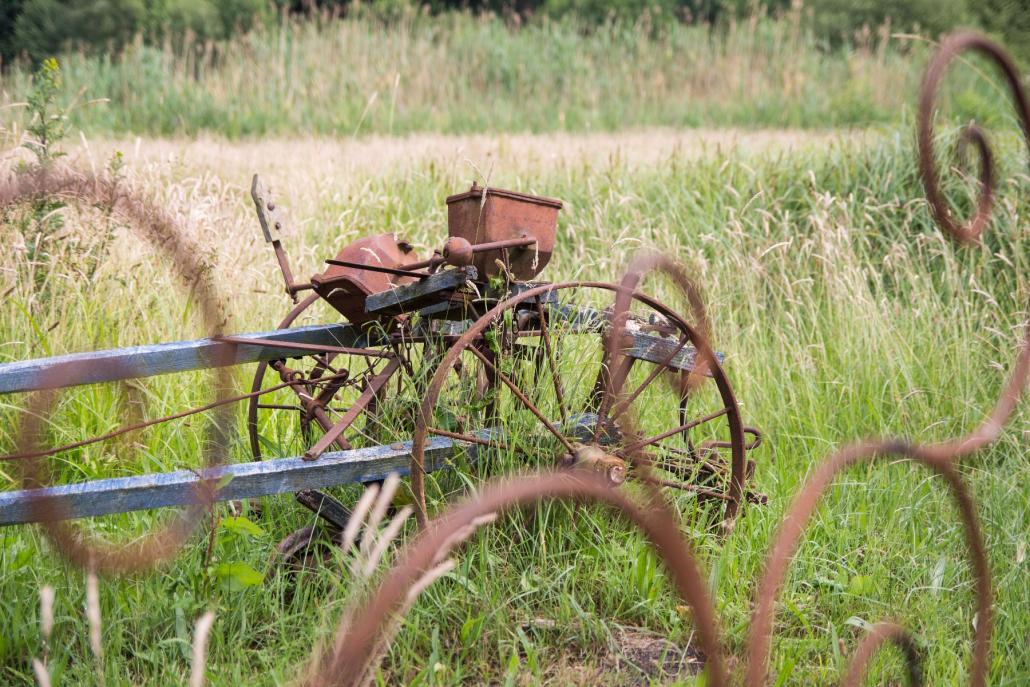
[971,0,1030,63]
[3,0,269,64]
[1,0,1028,67]
[802,0,971,44]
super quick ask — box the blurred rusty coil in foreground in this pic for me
[3,167,234,576]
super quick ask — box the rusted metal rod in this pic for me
[610,335,691,421]
[303,358,401,461]
[214,335,394,358]
[621,407,730,454]
[324,259,430,280]
[399,237,537,271]
[426,426,509,451]
[0,371,346,462]
[636,475,732,501]
[465,345,576,454]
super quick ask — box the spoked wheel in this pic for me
[247,296,411,461]
[248,294,317,460]
[411,281,757,528]
[247,296,413,554]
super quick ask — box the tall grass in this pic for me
[1,128,1028,684]
[0,10,1003,139]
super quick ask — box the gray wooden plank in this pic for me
[0,418,595,527]
[295,489,353,531]
[545,303,722,373]
[0,323,372,395]
[627,331,723,374]
[0,437,455,526]
[365,267,475,316]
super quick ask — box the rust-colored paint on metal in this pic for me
[2,168,235,576]
[311,233,418,323]
[445,182,560,280]
[916,31,1030,463]
[917,32,1029,246]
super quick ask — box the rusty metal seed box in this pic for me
[446,183,562,281]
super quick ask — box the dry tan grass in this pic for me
[69,129,857,180]
[0,128,870,338]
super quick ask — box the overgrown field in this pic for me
[0,10,1016,139]
[0,125,1027,686]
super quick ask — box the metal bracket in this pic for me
[251,174,288,243]
[295,489,353,532]
[252,174,304,301]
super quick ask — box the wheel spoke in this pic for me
[467,345,575,453]
[644,447,730,475]
[314,356,339,374]
[635,474,731,501]
[303,357,401,460]
[610,335,689,421]
[591,354,634,443]
[621,406,730,454]
[536,301,570,425]
[427,426,509,451]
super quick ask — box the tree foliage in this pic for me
[5,0,267,64]
[2,0,1027,67]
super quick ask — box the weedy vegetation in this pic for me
[0,9,1015,138]
[0,15,1028,687]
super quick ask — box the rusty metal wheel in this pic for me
[248,293,319,460]
[410,281,755,528]
[246,297,409,461]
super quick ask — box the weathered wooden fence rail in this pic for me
[0,306,699,527]
[0,323,367,394]
[0,438,457,526]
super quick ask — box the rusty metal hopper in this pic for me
[446,183,561,280]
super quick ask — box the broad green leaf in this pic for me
[848,574,873,596]
[214,562,263,592]
[221,516,266,538]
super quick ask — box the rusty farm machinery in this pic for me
[3,31,1028,685]
[0,174,763,562]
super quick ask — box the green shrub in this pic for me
[971,0,1030,65]
[146,0,219,42]
[13,0,146,63]
[0,0,25,64]
[9,0,269,64]
[21,56,68,165]
[802,0,971,43]
[540,0,681,23]
[215,0,269,37]
[5,0,1027,68]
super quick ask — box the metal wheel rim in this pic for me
[409,280,746,528]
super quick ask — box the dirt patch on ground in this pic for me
[607,627,705,685]
[539,626,704,686]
